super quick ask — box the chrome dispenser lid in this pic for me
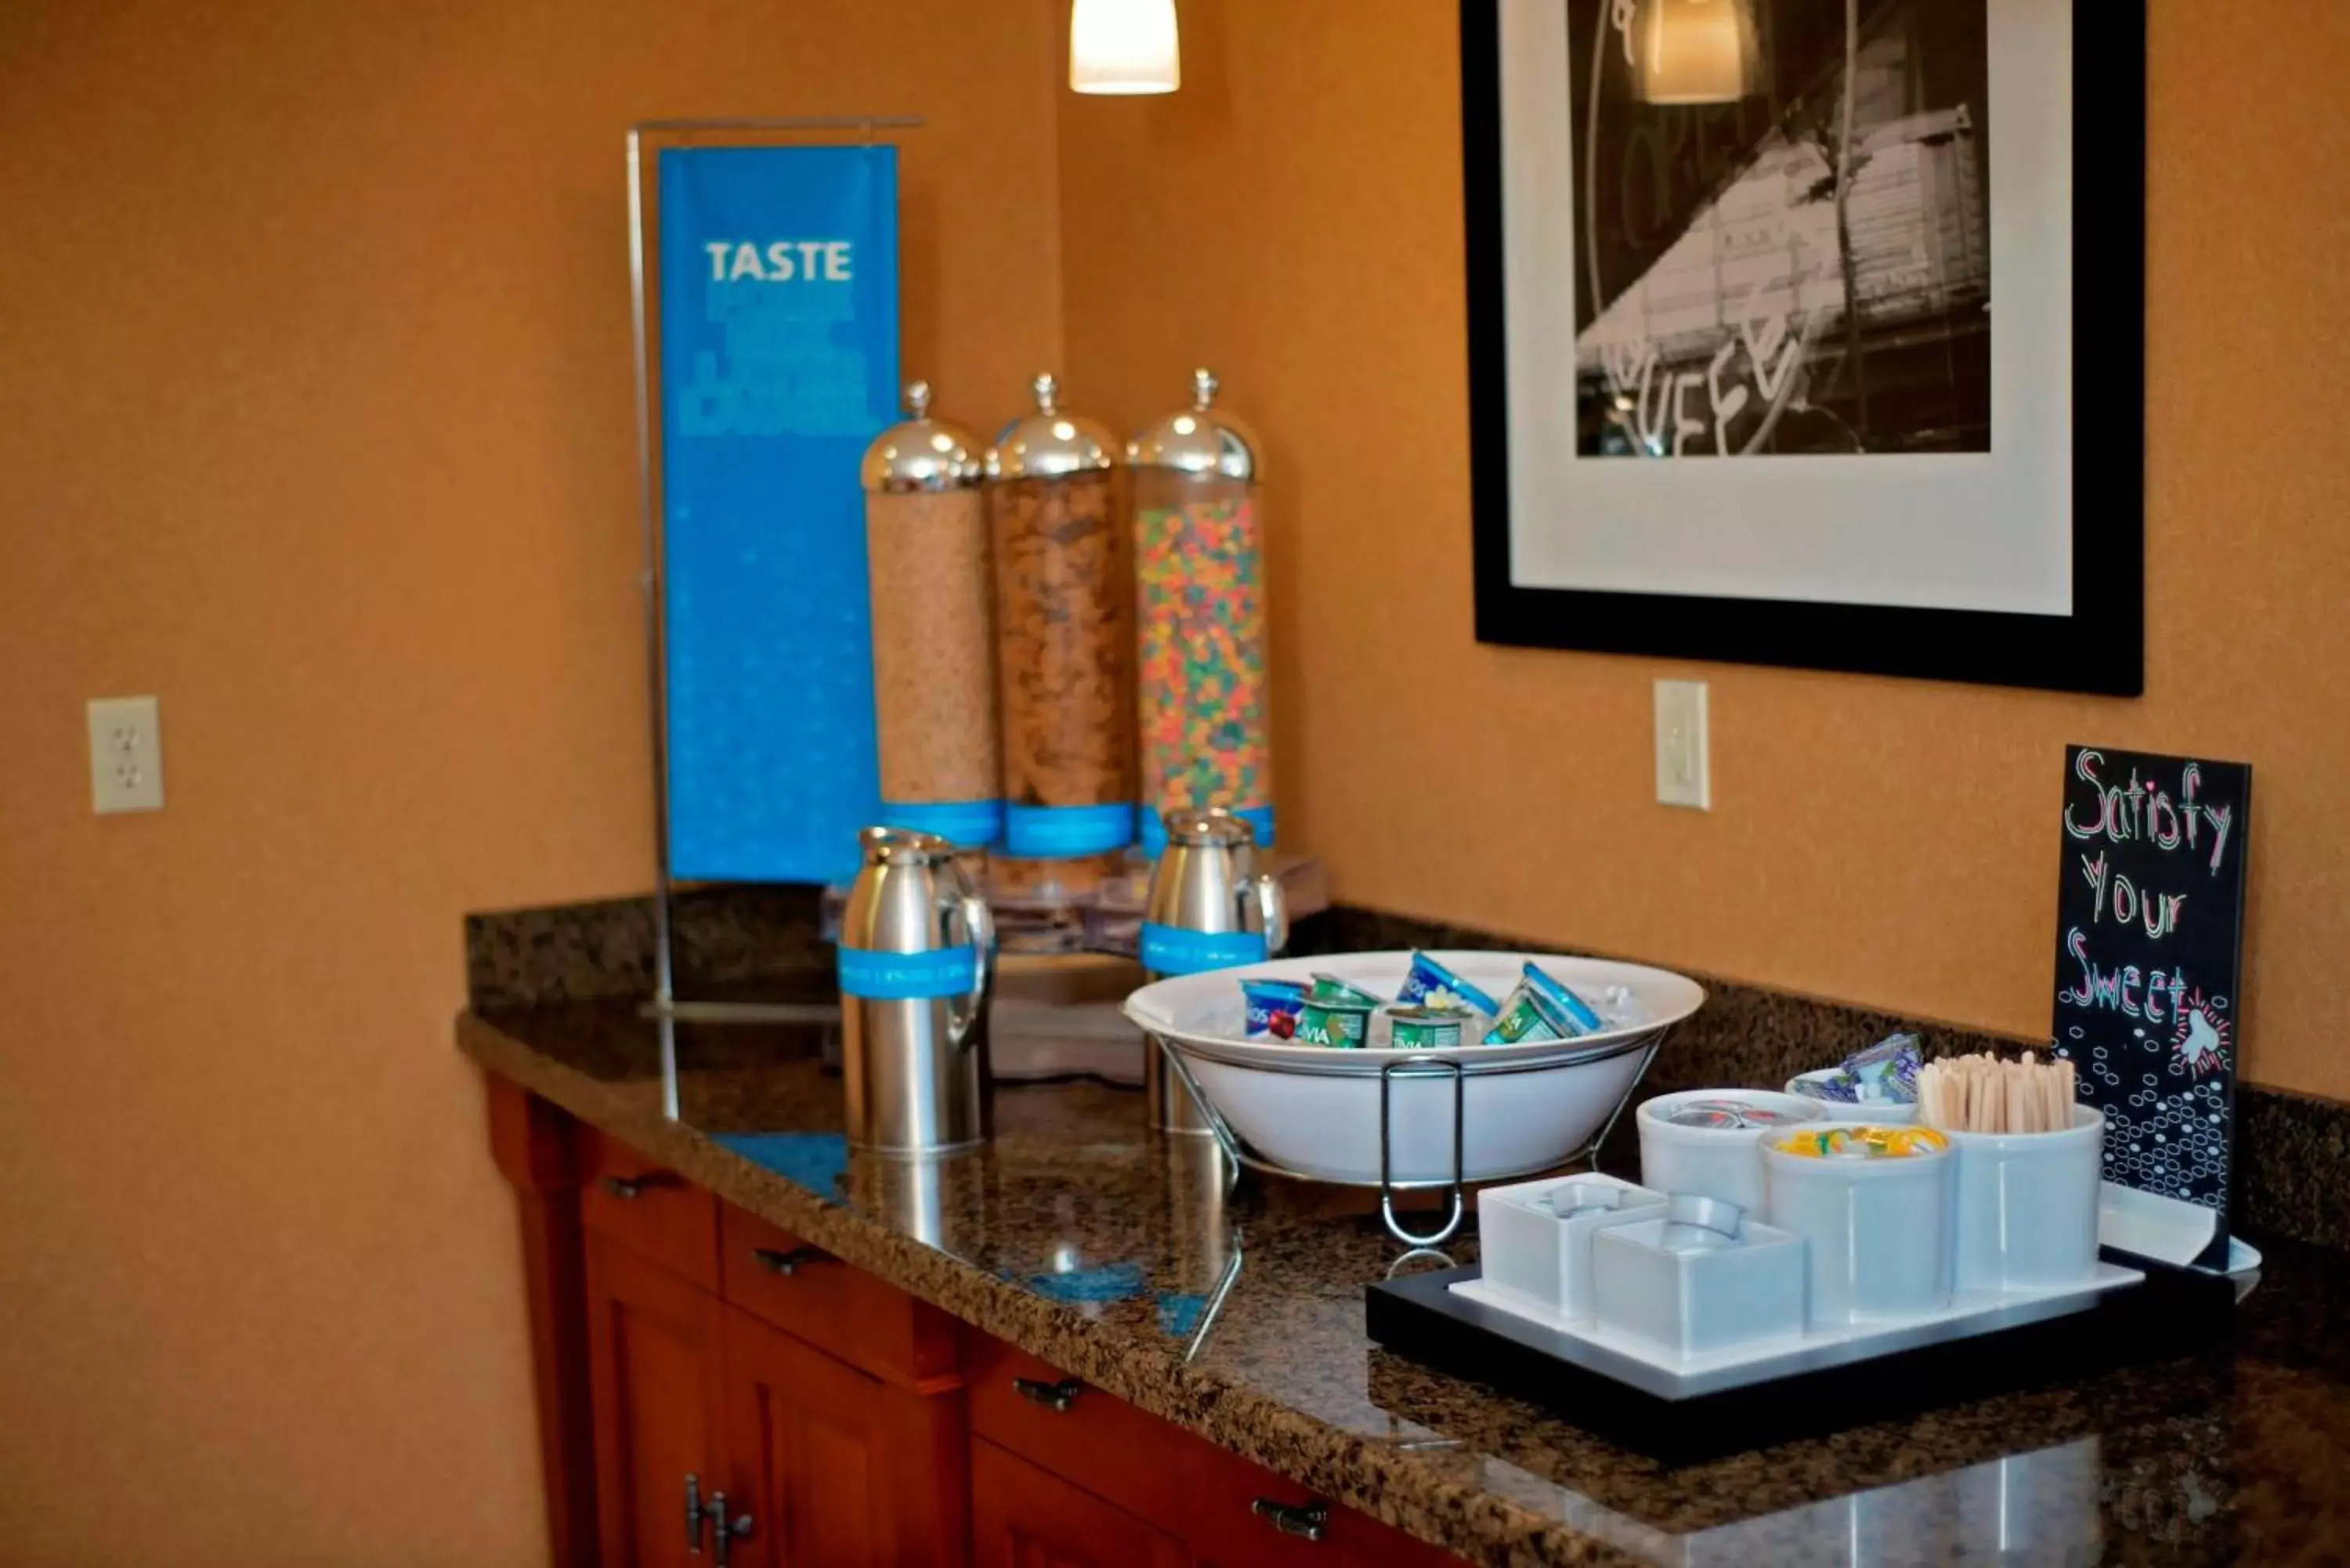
[1159,805,1259,850]
[985,374,1119,479]
[859,381,984,493]
[858,824,958,865]
[1129,368,1259,482]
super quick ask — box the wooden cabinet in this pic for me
[584,1233,731,1568]
[488,1075,1463,1568]
[725,1305,967,1568]
[971,1440,1186,1568]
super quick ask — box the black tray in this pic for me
[1365,1256,2240,1461]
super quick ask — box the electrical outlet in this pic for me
[87,695,164,814]
[1653,680,1710,810]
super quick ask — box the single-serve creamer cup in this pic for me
[1947,1105,2105,1290]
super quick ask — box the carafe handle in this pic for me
[1242,870,1288,958]
[942,860,995,1052]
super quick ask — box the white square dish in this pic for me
[1590,1216,1809,1356]
[1476,1173,1668,1318]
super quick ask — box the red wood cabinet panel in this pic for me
[971,1440,1186,1568]
[718,1203,958,1391]
[483,1076,598,1568]
[580,1129,721,1292]
[721,1304,967,1568]
[584,1232,729,1568]
[1180,1439,1465,1568]
[965,1336,1187,1530]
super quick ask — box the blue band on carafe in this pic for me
[1002,802,1136,858]
[877,797,1003,847]
[837,943,982,999]
[1139,804,1275,858]
[1139,922,1268,976]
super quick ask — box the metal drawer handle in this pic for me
[751,1245,828,1277]
[1252,1498,1329,1542]
[683,1473,753,1563]
[1012,1375,1083,1412]
[708,1493,753,1568]
[597,1172,674,1201]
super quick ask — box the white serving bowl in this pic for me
[1123,952,1704,1186]
[1784,1069,1921,1125]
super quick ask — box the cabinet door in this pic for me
[723,1306,916,1568]
[971,1440,1186,1568]
[584,1232,728,1568]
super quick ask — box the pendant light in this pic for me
[1636,0,1758,105]
[1070,0,1180,96]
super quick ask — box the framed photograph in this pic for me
[1462,0,2143,693]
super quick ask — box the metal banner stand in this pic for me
[627,115,922,1024]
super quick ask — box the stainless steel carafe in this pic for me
[1139,807,1288,1134]
[837,826,996,1156]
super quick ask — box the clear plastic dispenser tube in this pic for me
[1130,369,1271,858]
[985,373,1139,893]
[859,381,1002,849]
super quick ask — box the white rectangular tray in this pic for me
[1447,1263,2144,1400]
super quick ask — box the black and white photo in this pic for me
[1466,0,2143,692]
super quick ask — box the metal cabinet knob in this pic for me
[1012,1375,1083,1412]
[598,1172,673,1201]
[709,1493,754,1568]
[751,1245,828,1277]
[1252,1498,1330,1541]
[683,1473,753,1563]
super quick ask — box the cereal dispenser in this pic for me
[984,374,1138,891]
[1129,369,1270,857]
[859,381,1000,847]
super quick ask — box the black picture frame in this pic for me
[1462,1,2145,695]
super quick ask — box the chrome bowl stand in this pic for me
[1153,1030,1669,1248]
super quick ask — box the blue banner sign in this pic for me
[659,145,898,884]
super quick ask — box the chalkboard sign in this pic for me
[2049,747,2251,1270]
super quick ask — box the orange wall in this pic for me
[0,2,1061,1562]
[1058,0,2350,1100]
[6,3,2347,1563]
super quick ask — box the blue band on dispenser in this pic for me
[837,943,982,999]
[1140,804,1275,857]
[1140,922,1268,976]
[1003,802,1136,858]
[877,797,1003,847]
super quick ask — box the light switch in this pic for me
[1653,680,1710,810]
[88,695,164,814]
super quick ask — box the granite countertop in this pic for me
[459,1001,2350,1567]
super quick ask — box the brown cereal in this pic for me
[987,471,1138,811]
[864,489,1000,807]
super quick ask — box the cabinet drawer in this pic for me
[1180,1440,1464,1567]
[718,1204,957,1391]
[577,1129,719,1291]
[966,1336,1186,1530]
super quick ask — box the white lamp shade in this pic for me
[1070,0,1180,96]
[1637,0,1755,106]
